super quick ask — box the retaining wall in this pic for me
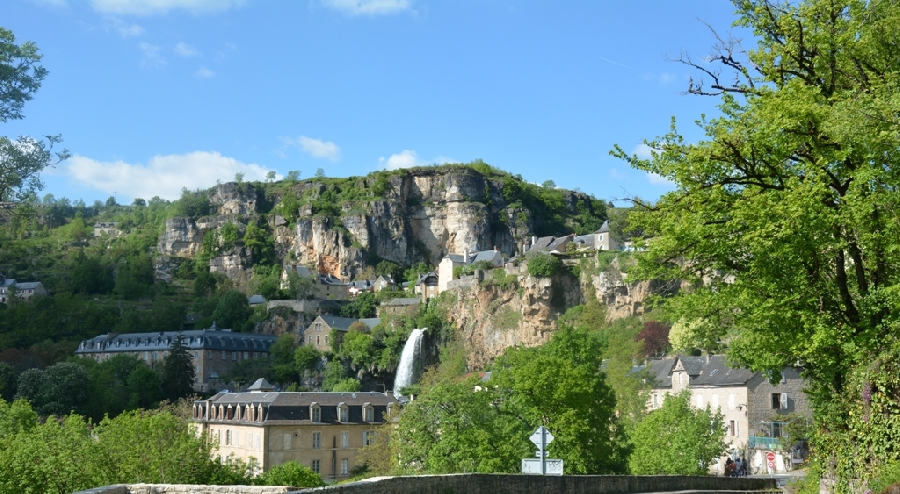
[75,475,777,494]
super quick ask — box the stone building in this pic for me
[74,326,278,392]
[93,221,118,237]
[303,315,380,353]
[0,275,47,303]
[644,355,810,474]
[192,379,398,481]
[437,248,504,293]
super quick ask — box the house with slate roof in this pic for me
[193,378,398,481]
[644,355,810,475]
[74,325,278,393]
[304,315,381,352]
[437,248,504,293]
[0,274,47,304]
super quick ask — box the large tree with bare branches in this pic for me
[614,0,900,488]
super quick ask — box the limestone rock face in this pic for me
[158,218,203,257]
[444,270,557,370]
[213,182,257,215]
[590,257,683,321]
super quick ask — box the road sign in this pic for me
[766,452,776,462]
[530,426,554,448]
[522,458,563,475]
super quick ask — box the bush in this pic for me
[527,252,560,278]
[256,460,324,487]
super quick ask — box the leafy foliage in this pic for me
[628,391,727,475]
[255,460,323,487]
[526,252,559,278]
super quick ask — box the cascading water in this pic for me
[394,328,425,398]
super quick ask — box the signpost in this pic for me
[522,426,563,476]
[766,451,776,473]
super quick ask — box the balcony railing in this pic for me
[748,436,780,450]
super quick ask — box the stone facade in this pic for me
[644,355,811,474]
[193,382,398,481]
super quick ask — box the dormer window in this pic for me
[338,402,348,422]
[257,405,264,422]
[363,403,374,422]
[310,402,321,422]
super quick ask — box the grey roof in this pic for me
[291,265,314,278]
[595,219,610,234]
[414,271,438,286]
[678,356,707,376]
[13,282,43,290]
[199,390,399,426]
[358,318,381,329]
[248,294,266,304]
[349,280,374,289]
[645,358,676,388]
[573,234,595,249]
[382,298,420,307]
[320,274,347,286]
[526,236,555,255]
[247,378,275,392]
[691,355,756,387]
[0,278,15,288]
[75,328,278,355]
[470,250,501,264]
[546,235,573,252]
[317,315,359,331]
[94,222,117,227]
[445,254,466,263]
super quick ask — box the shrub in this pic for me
[255,460,324,487]
[527,252,560,278]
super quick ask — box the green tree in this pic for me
[255,460,323,487]
[286,170,300,182]
[330,378,361,392]
[0,27,69,205]
[269,334,297,385]
[70,251,114,294]
[294,345,321,375]
[314,167,325,178]
[613,0,900,485]
[212,290,251,331]
[15,362,90,416]
[340,291,377,318]
[628,391,727,475]
[161,336,195,402]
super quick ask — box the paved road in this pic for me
[748,469,807,489]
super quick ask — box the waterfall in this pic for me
[394,328,425,398]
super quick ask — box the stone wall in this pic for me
[292,474,777,494]
[75,475,777,494]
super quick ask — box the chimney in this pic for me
[493,245,498,252]
[532,235,537,246]
[464,249,469,263]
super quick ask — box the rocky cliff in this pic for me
[154,166,605,283]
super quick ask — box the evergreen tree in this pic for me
[161,336,194,401]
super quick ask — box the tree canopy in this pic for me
[613,0,900,486]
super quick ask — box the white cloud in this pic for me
[139,42,166,68]
[195,66,215,78]
[646,172,673,186]
[376,150,453,171]
[66,151,272,201]
[282,136,342,162]
[632,143,654,159]
[104,16,145,37]
[91,0,244,16]
[324,0,411,16]
[379,150,421,170]
[174,42,200,57]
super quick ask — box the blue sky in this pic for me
[4,0,751,205]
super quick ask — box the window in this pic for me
[247,431,252,448]
[341,432,349,449]
[312,406,321,422]
[308,336,313,344]
[696,394,704,408]
[222,350,226,359]
[364,431,376,446]
[232,351,237,360]
[711,394,719,410]
[194,350,199,359]
[729,420,738,437]
[364,405,374,422]
[316,335,320,346]
[772,393,789,410]
[315,322,322,332]
[341,406,348,422]
[225,430,231,445]
[651,394,659,408]
[256,432,261,450]
[340,458,348,475]
[773,422,784,438]
[312,459,320,474]
[312,432,321,449]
